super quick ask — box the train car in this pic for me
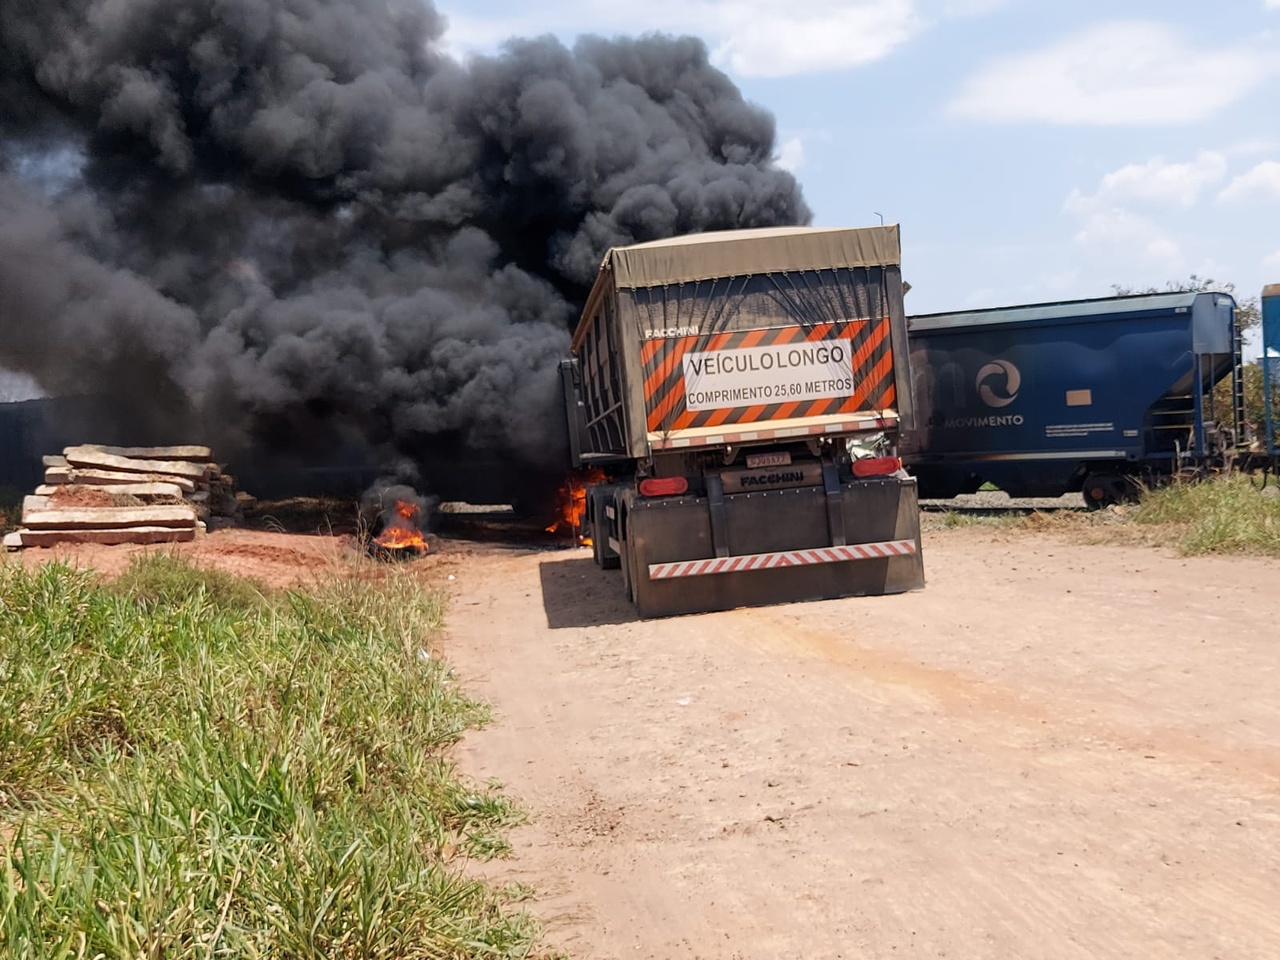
[901,291,1243,508]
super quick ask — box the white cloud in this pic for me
[949,21,1275,124]
[933,0,1008,14]
[711,0,920,77]
[1219,161,1280,203]
[1265,250,1280,270]
[1059,151,1225,272]
[1267,0,1280,9]
[438,0,1005,77]
[1062,158,1193,273]
[1223,137,1280,160]
[1093,152,1227,207]
[1062,199,1182,270]
[774,136,805,173]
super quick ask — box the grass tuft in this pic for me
[0,556,538,958]
[111,551,269,612]
[927,509,1033,530]
[1133,474,1280,556]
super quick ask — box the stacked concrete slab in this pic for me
[4,444,246,549]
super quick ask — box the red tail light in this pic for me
[639,477,689,497]
[852,456,901,479]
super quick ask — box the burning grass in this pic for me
[0,556,540,958]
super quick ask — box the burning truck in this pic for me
[558,225,925,618]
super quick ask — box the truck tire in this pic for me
[616,495,635,602]
[588,486,621,569]
[598,510,621,570]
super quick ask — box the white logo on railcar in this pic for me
[976,359,1021,408]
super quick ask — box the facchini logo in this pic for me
[975,359,1021,408]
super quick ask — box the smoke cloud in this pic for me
[0,0,809,493]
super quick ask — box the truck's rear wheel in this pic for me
[615,493,635,601]
[595,507,620,569]
[599,533,621,570]
[589,486,621,570]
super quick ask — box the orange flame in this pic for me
[546,468,607,544]
[374,500,429,553]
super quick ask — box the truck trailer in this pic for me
[559,225,925,619]
[901,291,1245,508]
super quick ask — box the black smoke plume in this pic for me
[0,0,809,500]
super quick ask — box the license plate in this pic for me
[746,452,791,469]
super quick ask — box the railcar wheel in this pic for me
[1082,473,1134,510]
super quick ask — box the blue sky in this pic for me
[437,0,1280,324]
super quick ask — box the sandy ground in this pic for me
[444,527,1280,960]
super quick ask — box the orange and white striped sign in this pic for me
[641,319,896,435]
[647,539,918,580]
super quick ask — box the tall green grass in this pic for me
[0,555,538,958]
[1133,474,1280,556]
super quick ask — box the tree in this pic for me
[1205,363,1273,445]
[1112,275,1260,334]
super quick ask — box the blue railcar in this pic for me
[901,291,1243,508]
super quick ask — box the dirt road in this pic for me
[445,527,1280,959]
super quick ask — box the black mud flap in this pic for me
[623,477,925,619]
